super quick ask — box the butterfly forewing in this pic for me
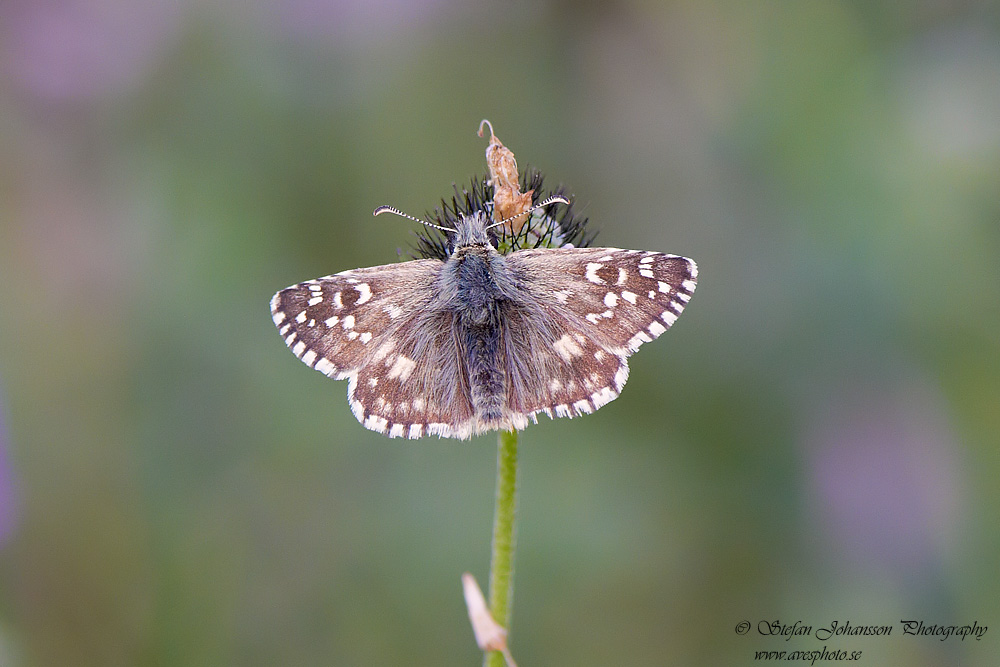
[501,247,697,423]
[272,260,436,377]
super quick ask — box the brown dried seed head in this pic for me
[479,120,533,231]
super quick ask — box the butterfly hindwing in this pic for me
[349,306,478,439]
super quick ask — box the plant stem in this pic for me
[484,429,519,667]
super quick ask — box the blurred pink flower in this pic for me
[804,376,962,576]
[1,0,187,101]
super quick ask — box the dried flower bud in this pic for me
[462,572,518,667]
[479,120,534,231]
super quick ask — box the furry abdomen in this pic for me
[462,320,505,424]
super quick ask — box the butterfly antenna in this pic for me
[373,205,457,233]
[484,195,571,231]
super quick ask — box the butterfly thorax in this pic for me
[441,213,521,326]
[446,250,516,323]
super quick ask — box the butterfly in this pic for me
[271,201,697,439]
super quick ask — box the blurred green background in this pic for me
[1,1,998,665]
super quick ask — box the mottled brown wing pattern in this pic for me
[271,260,475,438]
[273,247,696,439]
[500,247,697,424]
[348,307,479,438]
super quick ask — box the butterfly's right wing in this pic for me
[271,260,476,439]
[500,246,697,425]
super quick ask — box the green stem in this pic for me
[484,429,519,667]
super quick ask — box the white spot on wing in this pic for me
[585,263,604,284]
[359,331,373,343]
[347,373,363,413]
[307,296,322,306]
[614,363,629,390]
[324,315,339,327]
[373,340,395,363]
[387,355,416,381]
[604,292,619,308]
[364,414,389,433]
[355,283,372,305]
[627,331,653,351]
[295,310,307,323]
[620,290,637,304]
[591,386,617,408]
[552,334,584,361]
[428,423,452,437]
[648,321,667,336]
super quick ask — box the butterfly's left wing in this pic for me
[271,260,480,439]
[500,247,697,425]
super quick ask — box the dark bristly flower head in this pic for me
[411,120,592,260]
[412,170,595,261]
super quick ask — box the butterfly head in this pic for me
[448,211,497,254]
